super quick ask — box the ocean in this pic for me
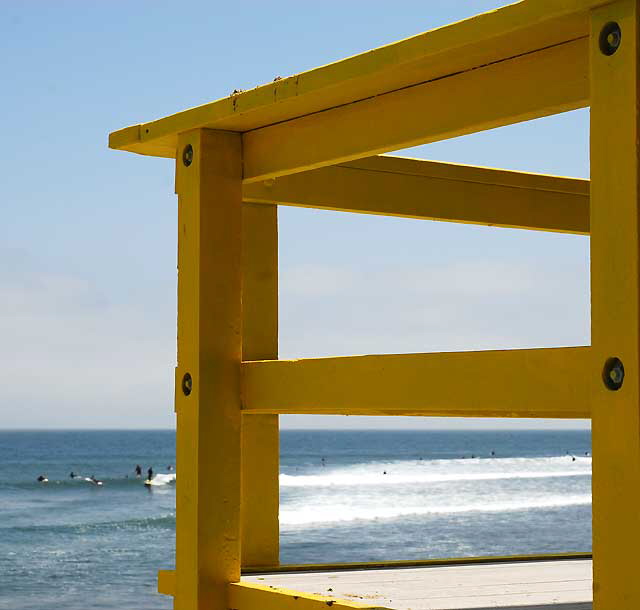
[0,429,592,610]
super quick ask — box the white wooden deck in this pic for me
[243,559,592,610]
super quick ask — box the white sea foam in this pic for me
[279,494,592,526]
[279,456,591,488]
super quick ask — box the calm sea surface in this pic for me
[0,429,592,609]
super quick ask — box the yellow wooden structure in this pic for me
[109,0,639,608]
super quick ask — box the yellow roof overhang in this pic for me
[109,0,607,161]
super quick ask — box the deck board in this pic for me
[243,559,592,609]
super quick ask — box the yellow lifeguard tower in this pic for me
[110,0,639,608]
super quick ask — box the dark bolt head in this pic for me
[182,372,193,396]
[182,144,194,167]
[600,22,622,56]
[603,357,624,391]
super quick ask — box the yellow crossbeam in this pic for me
[228,582,391,610]
[241,347,590,418]
[243,39,588,182]
[244,156,589,234]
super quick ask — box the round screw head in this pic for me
[603,357,624,391]
[182,372,193,396]
[182,144,194,167]
[600,22,622,56]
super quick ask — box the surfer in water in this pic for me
[135,464,142,478]
[37,475,48,483]
[89,475,103,486]
[69,471,79,479]
[147,467,153,481]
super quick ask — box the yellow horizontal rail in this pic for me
[244,156,589,234]
[242,552,592,575]
[242,347,591,418]
[110,1,609,159]
[243,38,588,182]
[229,582,389,610]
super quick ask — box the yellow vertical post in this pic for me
[241,203,280,567]
[174,129,243,610]
[591,1,640,607]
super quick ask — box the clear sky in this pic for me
[1,1,590,430]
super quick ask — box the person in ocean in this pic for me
[135,464,142,478]
[36,475,48,483]
[167,465,174,471]
[69,471,78,479]
[147,467,153,481]
[89,475,103,486]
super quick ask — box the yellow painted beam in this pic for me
[243,155,590,234]
[243,552,592,575]
[590,2,640,607]
[228,582,391,610]
[158,570,175,596]
[110,0,610,159]
[173,129,243,610]
[241,203,280,567]
[241,347,591,418]
[243,38,588,182]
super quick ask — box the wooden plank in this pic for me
[243,156,589,234]
[229,581,392,610]
[242,560,593,610]
[242,38,588,182]
[241,347,591,418]
[589,2,640,608]
[241,203,279,567]
[110,1,610,159]
[173,129,243,610]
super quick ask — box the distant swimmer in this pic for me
[383,470,387,475]
[135,464,142,478]
[491,451,496,457]
[167,465,174,471]
[88,475,103,486]
[321,457,326,468]
[69,472,79,479]
[37,475,48,483]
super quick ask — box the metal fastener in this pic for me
[182,144,194,167]
[600,22,622,56]
[603,357,624,391]
[182,372,193,396]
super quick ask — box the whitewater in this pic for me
[279,455,591,526]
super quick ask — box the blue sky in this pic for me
[1,1,590,429]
